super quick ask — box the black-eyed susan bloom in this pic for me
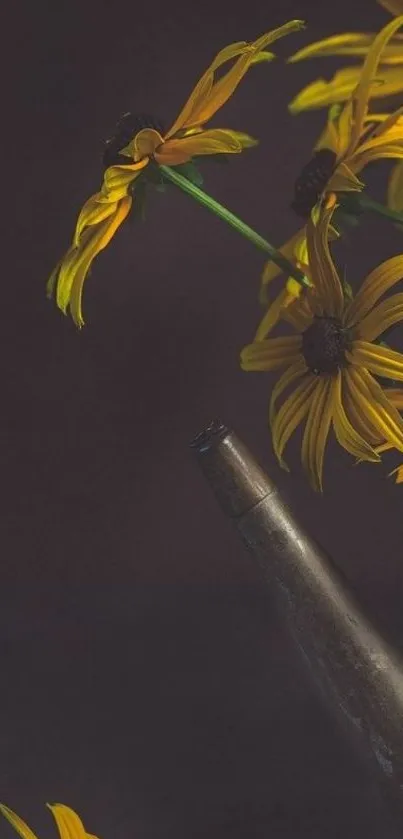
[287,1,403,212]
[260,15,403,310]
[0,803,99,839]
[48,20,304,327]
[241,196,403,491]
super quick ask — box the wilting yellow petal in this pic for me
[327,161,363,192]
[288,32,403,63]
[102,160,148,201]
[47,805,98,839]
[306,199,344,317]
[165,21,303,137]
[128,129,163,161]
[0,805,38,839]
[345,365,403,450]
[289,66,403,112]
[271,374,319,469]
[69,195,132,327]
[187,21,305,128]
[260,228,307,304]
[269,357,308,426]
[390,463,403,482]
[388,159,403,210]
[348,340,403,381]
[301,376,333,491]
[254,284,302,341]
[73,194,119,247]
[344,254,403,324]
[54,195,132,326]
[343,381,383,445]
[282,286,314,331]
[332,370,380,460]
[385,387,403,408]
[355,292,403,340]
[379,0,403,14]
[240,336,301,371]
[154,128,254,165]
[347,16,403,155]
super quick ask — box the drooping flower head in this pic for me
[48,20,304,327]
[242,196,403,491]
[260,15,403,315]
[0,803,100,839]
[287,0,403,212]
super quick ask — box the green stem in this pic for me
[159,165,309,288]
[339,192,403,226]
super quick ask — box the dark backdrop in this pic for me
[2,0,403,836]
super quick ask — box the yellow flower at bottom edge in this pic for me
[0,803,100,839]
[48,19,304,328]
[241,197,403,492]
[259,15,403,316]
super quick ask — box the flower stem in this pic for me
[159,164,309,287]
[339,192,403,226]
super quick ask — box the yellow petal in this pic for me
[347,16,403,155]
[347,340,403,381]
[165,21,304,137]
[0,805,38,839]
[69,195,132,327]
[384,387,403,408]
[306,198,345,317]
[355,292,403,340]
[327,161,364,192]
[185,21,305,128]
[240,336,301,371]
[130,129,163,160]
[47,805,97,839]
[301,376,333,491]
[379,0,403,14]
[74,193,119,247]
[54,195,132,326]
[344,254,403,324]
[332,370,380,460]
[102,159,148,201]
[388,159,403,210]
[269,356,308,426]
[259,227,307,303]
[288,32,403,63]
[389,463,403,482]
[271,374,319,469]
[289,66,403,112]
[345,365,403,450]
[254,284,302,341]
[282,287,314,331]
[154,128,253,165]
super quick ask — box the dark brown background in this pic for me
[2,0,403,835]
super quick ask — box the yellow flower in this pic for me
[48,20,304,327]
[287,3,403,212]
[260,16,403,314]
[0,803,100,839]
[241,197,403,491]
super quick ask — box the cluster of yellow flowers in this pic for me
[42,0,403,511]
[6,4,403,834]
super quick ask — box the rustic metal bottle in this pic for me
[191,421,403,828]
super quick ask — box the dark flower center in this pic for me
[103,112,165,168]
[302,316,350,375]
[291,148,337,218]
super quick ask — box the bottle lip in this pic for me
[191,421,276,518]
[189,419,230,454]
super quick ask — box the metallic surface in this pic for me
[192,422,403,826]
